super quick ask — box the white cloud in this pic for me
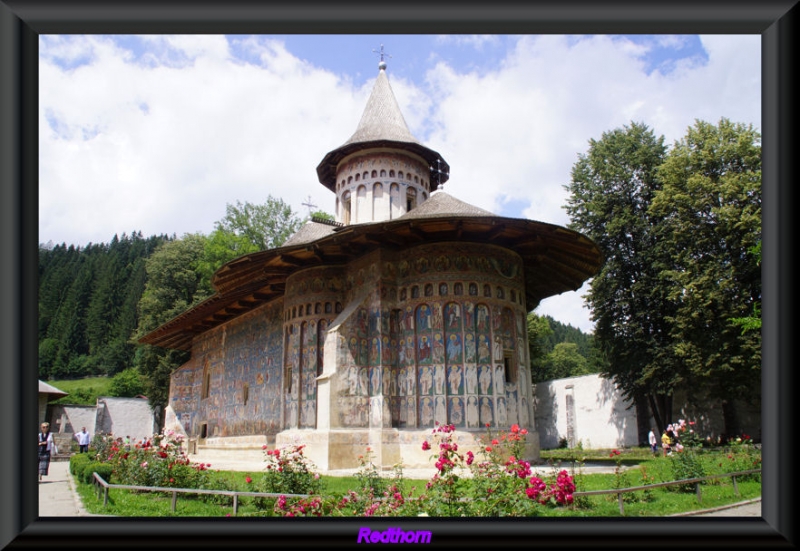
[39,34,760,333]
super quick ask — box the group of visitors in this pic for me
[648,419,687,457]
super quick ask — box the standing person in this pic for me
[38,422,55,482]
[74,426,91,453]
[648,428,658,455]
[661,427,672,456]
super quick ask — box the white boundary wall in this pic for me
[534,373,638,450]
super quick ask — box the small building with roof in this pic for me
[140,59,602,470]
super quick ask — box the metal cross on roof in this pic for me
[372,44,391,70]
[431,158,449,191]
[301,195,318,216]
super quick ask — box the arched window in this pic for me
[406,187,417,211]
[342,191,351,225]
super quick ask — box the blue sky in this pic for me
[38,34,759,332]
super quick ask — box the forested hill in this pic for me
[38,232,172,380]
[538,315,593,358]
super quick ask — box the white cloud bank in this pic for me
[39,34,760,332]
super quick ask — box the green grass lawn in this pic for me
[74,451,760,518]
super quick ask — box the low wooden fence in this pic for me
[91,473,309,516]
[572,468,761,515]
[92,468,761,517]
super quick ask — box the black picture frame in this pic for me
[1,1,795,548]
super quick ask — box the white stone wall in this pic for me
[96,397,158,442]
[534,373,639,450]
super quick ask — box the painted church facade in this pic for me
[141,61,602,470]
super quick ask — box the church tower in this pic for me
[316,58,449,225]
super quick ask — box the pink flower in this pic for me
[245,476,252,484]
[510,424,520,434]
[466,451,474,465]
[422,440,431,451]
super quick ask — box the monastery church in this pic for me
[140,59,603,470]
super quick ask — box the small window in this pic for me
[504,353,517,384]
[242,383,249,405]
[200,423,208,439]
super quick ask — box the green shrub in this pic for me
[669,450,706,492]
[70,453,91,476]
[82,462,113,484]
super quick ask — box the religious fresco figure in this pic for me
[507,392,518,426]
[479,397,493,427]
[359,338,369,366]
[433,304,444,329]
[446,333,462,363]
[417,304,431,330]
[406,366,416,396]
[419,366,433,395]
[449,397,464,426]
[406,337,416,366]
[494,364,504,394]
[479,365,492,395]
[464,333,476,363]
[446,303,460,328]
[359,367,369,396]
[476,305,489,332]
[407,397,417,426]
[434,365,446,395]
[465,364,477,395]
[477,334,491,364]
[432,332,445,363]
[370,366,381,395]
[420,397,434,427]
[466,396,479,428]
[434,396,447,425]
[418,336,432,363]
[448,364,463,395]
[404,307,414,330]
[497,397,507,426]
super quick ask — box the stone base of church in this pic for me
[275,428,540,472]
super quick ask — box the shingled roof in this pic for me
[316,67,450,192]
[139,190,602,351]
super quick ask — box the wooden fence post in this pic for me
[695,482,702,504]
[171,491,178,512]
[233,494,239,516]
[618,493,624,515]
[732,475,740,497]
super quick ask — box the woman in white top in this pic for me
[38,421,54,482]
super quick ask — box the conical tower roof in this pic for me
[344,68,419,145]
[316,64,450,191]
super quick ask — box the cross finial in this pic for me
[301,195,318,217]
[431,158,449,191]
[372,44,391,71]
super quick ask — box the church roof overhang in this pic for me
[138,214,602,351]
[316,139,450,192]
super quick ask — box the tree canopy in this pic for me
[564,118,761,438]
